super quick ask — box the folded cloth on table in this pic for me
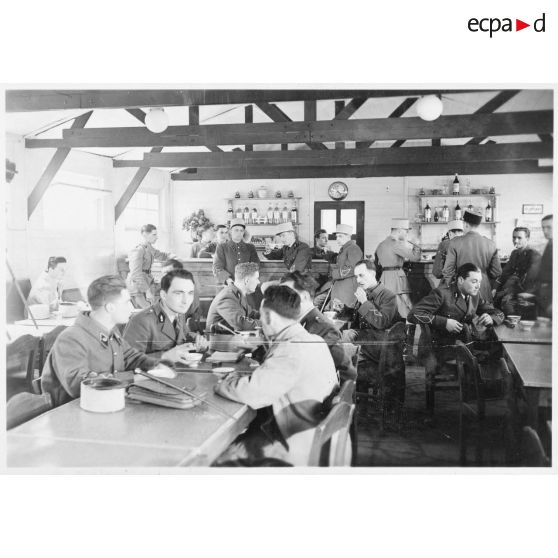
[126,378,201,409]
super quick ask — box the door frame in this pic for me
[314,201,365,252]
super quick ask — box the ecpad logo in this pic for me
[468,13,546,37]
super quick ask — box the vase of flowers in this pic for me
[182,209,212,242]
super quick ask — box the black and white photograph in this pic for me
[3,87,553,469]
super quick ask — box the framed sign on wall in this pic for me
[522,204,543,214]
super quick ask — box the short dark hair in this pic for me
[280,271,319,297]
[354,259,376,272]
[261,285,300,320]
[161,259,184,271]
[314,229,328,240]
[456,263,481,280]
[513,226,530,239]
[160,269,195,292]
[235,262,259,281]
[542,214,553,222]
[46,256,67,271]
[215,224,228,231]
[140,224,157,234]
[87,275,127,310]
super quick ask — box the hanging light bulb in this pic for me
[416,95,443,121]
[145,108,169,133]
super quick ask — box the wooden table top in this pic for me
[7,370,256,468]
[494,322,552,344]
[503,343,552,389]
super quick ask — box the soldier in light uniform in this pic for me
[375,218,421,319]
[442,209,501,302]
[263,222,312,273]
[432,220,464,279]
[127,224,171,309]
[124,269,208,360]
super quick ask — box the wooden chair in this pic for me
[308,401,355,466]
[521,426,550,467]
[332,377,357,466]
[6,392,53,430]
[455,340,515,466]
[419,323,472,417]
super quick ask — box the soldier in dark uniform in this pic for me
[280,271,357,382]
[206,262,262,333]
[213,219,260,286]
[123,269,208,359]
[127,224,171,309]
[263,222,312,273]
[532,214,553,317]
[341,259,404,401]
[199,224,229,258]
[432,220,464,279]
[442,209,501,302]
[492,227,541,316]
[41,275,169,408]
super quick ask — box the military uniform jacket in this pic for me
[432,238,450,279]
[264,240,312,272]
[300,307,357,382]
[538,240,552,285]
[353,283,401,332]
[407,283,504,347]
[206,284,260,332]
[127,242,169,295]
[41,312,156,407]
[495,247,541,293]
[123,301,196,354]
[442,231,501,301]
[213,240,260,284]
[329,241,363,307]
[216,322,338,465]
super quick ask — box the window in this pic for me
[120,192,160,230]
[43,172,109,230]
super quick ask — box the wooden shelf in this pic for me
[417,194,499,198]
[226,197,302,201]
[243,222,300,227]
[416,221,500,225]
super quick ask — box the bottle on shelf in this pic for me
[290,203,298,224]
[226,203,234,224]
[243,206,250,224]
[424,202,432,223]
[452,173,460,196]
[467,201,473,212]
[251,207,258,224]
[485,200,493,222]
[454,200,462,220]
[442,201,449,223]
[235,206,243,220]
[433,209,439,222]
[266,204,274,225]
[273,203,281,225]
[281,203,289,224]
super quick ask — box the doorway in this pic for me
[313,201,365,252]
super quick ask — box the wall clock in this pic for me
[328,181,348,201]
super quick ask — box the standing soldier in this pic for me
[432,220,464,280]
[263,222,312,273]
[127,224,171,309]
[375,218,421,319]
[442,209,501,302]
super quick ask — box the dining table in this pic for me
[7,363,257,468]
[494,322,552,344]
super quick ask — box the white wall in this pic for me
[5,133,170,295]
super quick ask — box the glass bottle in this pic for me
[235,206,243,220]
[424,202,432,222]
[290,203,298,224]
[273,203,281,225]
[252,207,258,224]
[281,204,289,224]
[266,204,274,224]
[455,200,462,220]
[243,206,250,224]
[442,201,449,223]
[485,200,493,222]
[226,203,234,224]
[433,209,439,222]
[452,173,460,196]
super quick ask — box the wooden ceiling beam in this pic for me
[334,97,367,120]
[171,160,551,181]
[6,89,497,112]
[244,105,253,151]
[113,142,553,169]
[27,111,93,219]
[25,110,553,149]
[256,101,327,151]
[335,101,345,149]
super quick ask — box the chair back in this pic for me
[7,392,53,430]
[26,326,67,394]
[308,402,354,466]
[377,321,406,374]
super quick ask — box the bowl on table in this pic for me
[519,320,535,331]
[212,366,236,378]
[536,316,551,328]
[28,304,50,320]
[506,315,521,326]
[59,302,79,318]
[178,352,204,367]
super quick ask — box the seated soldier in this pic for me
[492,227,541,316]
[123,269,208,361]
[280,271,357,382]
[41,275,173,408]
[408,263,505,381]
[206,262,261,333]
[214,285,338,466]
[28,256,67,312]
[341,259,405,403]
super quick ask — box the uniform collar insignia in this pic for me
[99,332,109,347]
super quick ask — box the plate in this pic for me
[212,366,235,377]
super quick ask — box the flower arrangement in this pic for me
[182,209,213,241]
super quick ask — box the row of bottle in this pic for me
[424,200,493,222]
[227,203,298,225]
